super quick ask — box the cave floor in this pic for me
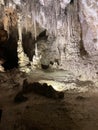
[0,69,98,130]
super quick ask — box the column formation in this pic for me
[17,13,30,73]
[66,1,81,61]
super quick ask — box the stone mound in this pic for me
[22,79,64,99]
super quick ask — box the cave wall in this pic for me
[0,0,98,76]
[79,0,98,56]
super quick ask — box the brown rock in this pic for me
[22,79,64,99]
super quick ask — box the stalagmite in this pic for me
[17,13,30,73]
[57,32,66,67]
[31,43,41,69]
[35,43,38,57]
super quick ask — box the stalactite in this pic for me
[54,0,58,36]
[3,6,17,36]
[17,13,22,41]
[33,13,37,40]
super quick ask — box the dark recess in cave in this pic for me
[22,30,35,61]
[36,30,48,42]
[64,8,67,15]
[41,64,49,70]
[22,29,48,61]
[79,30,88,58]
[70,0,74,4]
[79,39,88,58]
[0,28,18,70]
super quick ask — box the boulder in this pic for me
[22,79,64,99]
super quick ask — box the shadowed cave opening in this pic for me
[0,27,49,70]
[0,28,18,70]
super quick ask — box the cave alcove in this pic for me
[0,27,19,70]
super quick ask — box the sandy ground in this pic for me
[0,69,98,130]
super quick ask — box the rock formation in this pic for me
[0,0,98,80]
[21,79,64,99]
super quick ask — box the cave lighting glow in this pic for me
[39,80,88,92]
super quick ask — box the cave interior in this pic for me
[0,0,98,130]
